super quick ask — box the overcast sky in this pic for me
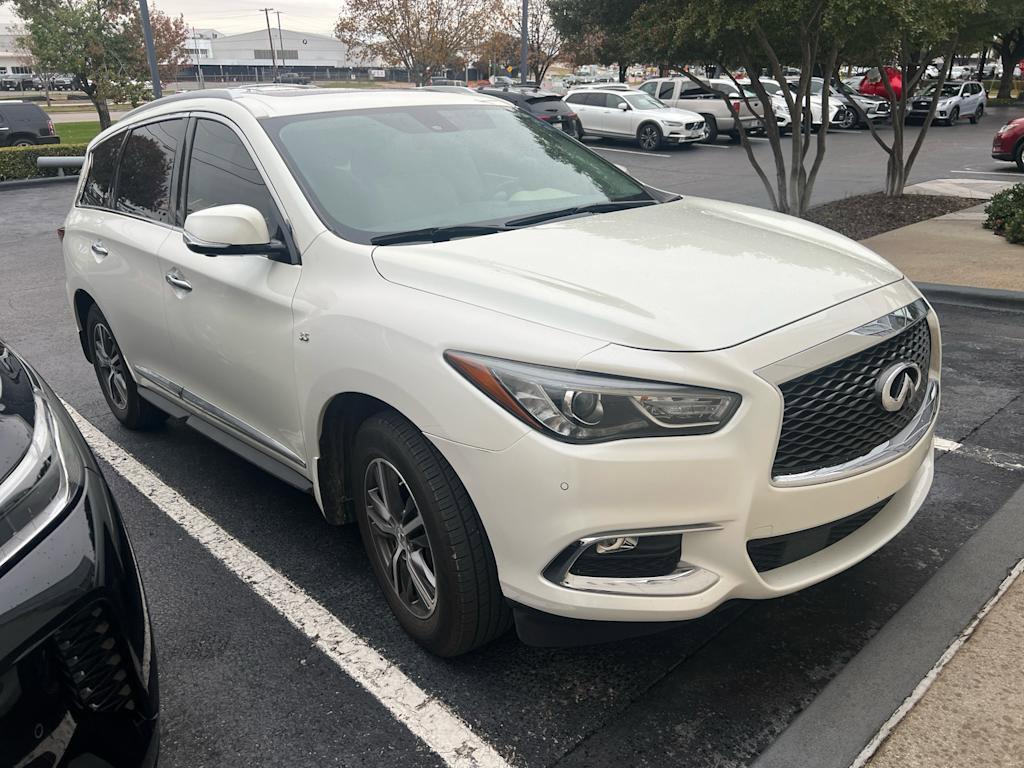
[0,1,339,37]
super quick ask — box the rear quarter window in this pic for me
[79,134,123,208]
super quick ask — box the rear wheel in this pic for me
[9,136,35,147]
[352,411,510,657]
[969,104,983,124]
[637,122,663,151]
[85,305,167,430]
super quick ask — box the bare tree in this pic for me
[498,0,563,83]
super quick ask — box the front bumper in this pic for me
[430,281,939,626]
[0,403,158,766]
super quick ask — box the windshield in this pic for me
[623,92,666,110]
[263,105,652,244]
[921,83,961,98]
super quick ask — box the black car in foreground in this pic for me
[0,341,158,767]
[476,85,581,136]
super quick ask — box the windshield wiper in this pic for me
[505,199,658,228]
[370,225,509,246]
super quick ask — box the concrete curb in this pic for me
[917,282,1024,312]
[0,175,79,191]
[752,481,1024,768]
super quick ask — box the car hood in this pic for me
[371,197,903,352]
[0,344,36,485]
[656,107,704,121]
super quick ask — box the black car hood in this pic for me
[0,343,36,485]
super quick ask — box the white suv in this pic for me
[63,87,940,656]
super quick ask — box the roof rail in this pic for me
[122,88,235,120]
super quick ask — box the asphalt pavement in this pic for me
[1,140,1023,767]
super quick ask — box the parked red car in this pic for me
[860,67,903,100]
[992,117,1024,170]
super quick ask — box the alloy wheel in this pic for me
[639,125,660,151]
[92,322,129,411]
[363,458,437,619]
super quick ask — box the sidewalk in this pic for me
[867,566,1024,767]
[861,178,1024,293]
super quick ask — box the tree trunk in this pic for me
[92,96,111,129]
[618,63,628,83]
[998,48,1016,99]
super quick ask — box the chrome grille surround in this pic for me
[758,299,939,487]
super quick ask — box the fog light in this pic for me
[595,536,637,554]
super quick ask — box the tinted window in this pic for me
[80,134,122,208]
[605,94,626,109]
[658,82,675,100]
[186,119,279,236]
[115,119,185,223]
[678,82,703,97]
[584,93,606,106]
[564,92,586,104]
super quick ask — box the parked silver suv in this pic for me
[909,81,987,125]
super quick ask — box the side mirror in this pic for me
[182,204,287,257]
[617,102,629,111]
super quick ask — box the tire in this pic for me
[969,104,983,124]
[837,108,857,129]
[699,114,718,143]
[637,122,663,151]
[574,118,585,140]
[352,411,510,657]
[1015,140,1024,172]
[947,107,959,126]
[85,305,167,430]
[9,137,35,147]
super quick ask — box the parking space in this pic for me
[1,165,1022,767]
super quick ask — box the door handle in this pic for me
[90,241,108,257]
[165,269,192,292]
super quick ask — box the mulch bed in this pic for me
[804,193,982,241]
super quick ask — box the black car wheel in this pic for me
[85,305,167,430]
[947,107,959,126]
[969,104,983,124]
[637,123,663,151]
[837,108,858,129]
[1015,140,1024,172]
[352,411,510,657]
[9,137,35,147]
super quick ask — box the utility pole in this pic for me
[139,0,162,98]
[519,0,528,84]
[274,11,285,68]
[261,8,278,81]
[191,25,206,88]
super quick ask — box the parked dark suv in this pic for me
[0,102,59,146]
[273,72,311,85]
[476,85,581,136]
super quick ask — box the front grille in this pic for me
[772,318,931,477]
[52,603,137,713]
[747,497,891,572]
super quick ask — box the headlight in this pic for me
[0,355,84,565]
[997,123,1012,135]
[663,120,683,127]
[445,351,741,443]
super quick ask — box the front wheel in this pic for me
[637,123,663,151]
[85,305,167,430]
[352,412,510,656]
[699,114,718,143]
[947,107,959,126]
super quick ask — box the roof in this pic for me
[120,85,509,123]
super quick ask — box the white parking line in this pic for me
[935,436,1024,472]
[590,146,671,158]
[60,400,510,768]
[949,169,1024,177]
[693,142,731,149]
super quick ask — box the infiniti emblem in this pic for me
[876,362,922,412]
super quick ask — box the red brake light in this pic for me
[46,119,55,136]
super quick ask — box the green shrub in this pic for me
[984,183,1024,236]
[1004,209,1024,245]
[0,143,87,182]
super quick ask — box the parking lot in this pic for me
[1,116,1023,767]
[582,105,1024,205]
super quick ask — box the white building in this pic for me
[182,27,403,83]
[0,23,32,77]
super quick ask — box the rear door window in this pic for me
[658,82,676,100]
[79,133,123,208]
[639,82,657,97]
[115,119,186,223]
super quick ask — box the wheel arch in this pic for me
[73,289,97,362]
[7,133,37,147]
[315,391,420,525]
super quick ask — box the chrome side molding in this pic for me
[135,365,306,469]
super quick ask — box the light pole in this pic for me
[261,7,278,80]
[519,0,528,85]
[139,0,162,98]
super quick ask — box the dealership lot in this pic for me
[1,141,1022,768]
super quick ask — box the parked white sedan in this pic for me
[564,88,706,150]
